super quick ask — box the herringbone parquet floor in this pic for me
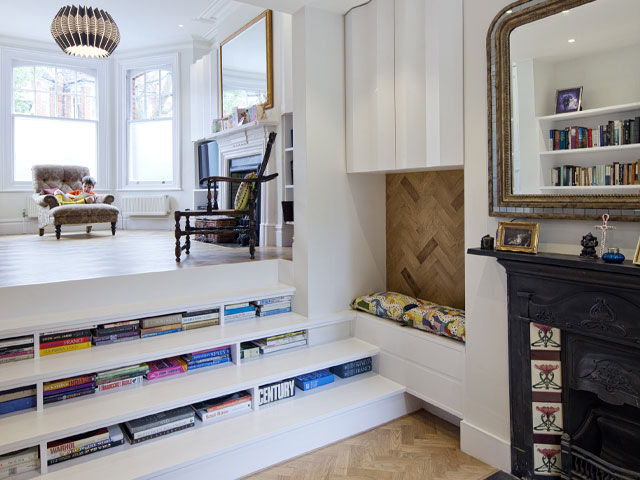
[243,410,497,480]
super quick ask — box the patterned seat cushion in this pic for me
[350,291,422,322]
[402,302,466,342]
[50,204,119,223]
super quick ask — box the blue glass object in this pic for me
[602,247,625,264]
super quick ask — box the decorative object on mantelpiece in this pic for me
[51,6,120,58]
[579,232,598,258]
[595,213,616,257]
[555,86,583,114]
[496,221,540,254]
[480,234,494,250]
[634,237,640,265]
[602,247,625,264]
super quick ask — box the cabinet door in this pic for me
[345,0,395,173]
[189,51,219,142]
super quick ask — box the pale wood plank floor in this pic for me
[0,230,291,288]
[243,410,497,480]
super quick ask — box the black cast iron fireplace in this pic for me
[468,248,640,480]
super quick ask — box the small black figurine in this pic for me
[481,234,494,250]
[580,232,598,258]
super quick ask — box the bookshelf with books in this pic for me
[536,101,640,192]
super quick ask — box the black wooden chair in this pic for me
[174,131,278,261]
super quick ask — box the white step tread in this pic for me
[0,338,379,454]
[41,374,405,479]
[0,311,354,390]
[0,283,296,338]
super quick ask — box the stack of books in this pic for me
[294,369,334,391]
[330,357,372,378]
[252,295,293,317]
[181,345,231,371]
[123,406,195,444]
[240,342,260,360]
[0,335,34,364]
[44,374,96,404]
[0,447,39,477]
[223,302,256,323]
[258,378,296,406]
[145,357,187,382]
[95,364,149,393]
[92,320,140,346]
[46,425,124,465]
[252,330,308,355]
[549,118,640,151]
[39,328,92,356]
[192,390,252,424]
[181,308,220,331]
[552,161,640,187]
[140,313,183,338]
[0,385,36,415]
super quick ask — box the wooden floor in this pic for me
[243,410,497,480]
[0,230,291,288]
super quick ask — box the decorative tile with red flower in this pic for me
[531,361,562,391]
[532,402,563,432]
[533,444,562,476]
[530,322,561,350]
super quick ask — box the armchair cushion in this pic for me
[234,172,257,211]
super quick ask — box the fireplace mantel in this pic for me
[468,248,640,480]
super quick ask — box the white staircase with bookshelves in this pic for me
[0,260,415,479]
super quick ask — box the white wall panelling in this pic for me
[189,51,218,142]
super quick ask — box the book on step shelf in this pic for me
[139,313,183,329]
[0,386,36,415]
[140,323,182,337]
[192,390,252,424]
[47,425,123,465]
[0,386,36,403]
[39,341,91,356]
[295,369,335,391]
[182,319,218,331]
[258,378,295,406]
[256,338,308,354]
[146,357,187,381]
[251,295,293,306]
[0,459,39,478]
[254,330,307,347]
[0,446,39,470]
[330,357,373,378]
[40,328,93,344]
[182,345,230,362]
[123,405,195,443]
[93,320,140,337]
[182,308,219,324]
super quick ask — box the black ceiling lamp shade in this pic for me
[51,6,120,58]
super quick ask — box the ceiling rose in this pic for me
[51,5,120,58]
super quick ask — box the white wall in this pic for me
[292,7,386,317]
[462,0,640,471]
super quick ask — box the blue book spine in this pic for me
[295,374,334,391]
[187,357,230,370]
[224,306,255,315]
[0,395,36,414]
[258,307,292,317]
[141,328,182,338]
[190,348,230,361]
[252,296,293,306]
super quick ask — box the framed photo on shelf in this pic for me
[496,221,540,254]
[555,86,583,114]
[633,237,640,265]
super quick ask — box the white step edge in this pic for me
[0,283,296,339]
[0,337,378,455]
[41,374,405,479]
[0,310,355,390]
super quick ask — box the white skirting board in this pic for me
[460,419,511,472]
[151,392,421,480]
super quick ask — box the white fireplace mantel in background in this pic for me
[207,121,279,247]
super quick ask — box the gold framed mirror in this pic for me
[488,0,640,220]
[219,10,273,118]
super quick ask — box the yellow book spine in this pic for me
[40,342,91,356]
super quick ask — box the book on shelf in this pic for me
[44,380,95,397]
[258,378,296,406]
[0,394,36,415]
[0,335,33,349]
[224,305,255,315]
[47,439,123,466]
[254,330,307,347]
[47,425,123,465]
[130,415,195,441]
[123,405,195,443]
[182,308,220,324]
[40,335,91,350]
[0,459,39,478]
[93,322,139,336]
[96,364,149,382]
[44,374,95,392]
[551,160,640,187]
[254,300,291,311]
[0,446,39,470]
[251,295,293,306]
[193,391,252,424]
[93,335,141,347]
[0,386,36,403]
[223,311,257,322]
[40,341,91,356]
[97,375,144,393]
[185,355,230,370]
[0,350,34,363]
[257,307,292,317]
[240,342,260,360]
[257,338,308,354]
[0,345,34,356]
[96,370,145,386]
[140,313,183,329]
[330,357,373,378]
[126,421,195,444]
[224,302,250,310]
[140,323,182,336]
[182,345,230,362]
[39,328,92,344]
[44,386,96,404]
[47,427,110,458]
[98,319,139,329]
[146,357,187,381]
[295,369,335,391]
[182,319,218,331]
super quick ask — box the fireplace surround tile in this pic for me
[532,402,563,433]
[533,443,562,476]
[531,360,562,392]
[530,322,561,350]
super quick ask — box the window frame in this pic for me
[117,53,181,191]
[0,47,109,191]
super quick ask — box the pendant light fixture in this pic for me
[51,5,120,58]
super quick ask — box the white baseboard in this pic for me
[460,419,511,472]
[0,219,29,235]
[151,392,422,480]
[420,399,461,427]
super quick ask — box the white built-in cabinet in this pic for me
[189,51,218,142]
[345,0,463,173]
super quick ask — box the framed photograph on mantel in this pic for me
[496,221,540,254]
[555,86,583,114]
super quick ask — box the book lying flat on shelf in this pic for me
[295,369,335,391]
[182,345,230,363]
[44,387,96,404]
[140,313,183,329]
[146,357,187,381]
[258,378,296,406]
[182,308,220,324]
[330,357,372,378]
[96,363,149,381]
[240,342,260,360]
[124,405,195,443]
[255,338,308,355]
[47,425,124,465]
[0,386,36,403]
[0,336,33,349]
[0,388,36,415]
[252,295,293,306]
[256,330,307,347]
[40,341,91,356]
[185,356,230,371]
[182,319,218,331]
[47,427,110,458]
[0,446,39,469]
[0,459,39,478]
[40,328,93,344]
[97,375,144,393]
[193,390,252,424]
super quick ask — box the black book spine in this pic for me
[40,329,92,344]
[635,117,640,143]
[623,120,630,145]
[129,422,195,444]
[94,324,140,336]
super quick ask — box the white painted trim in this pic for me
[116,53,181,191]
[460,419,511,472]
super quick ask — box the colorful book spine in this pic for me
[196,398,252,423]
[39,342,91,356]
[0,395,36,415]
[47,439,123,466]
[39,329,92,344]
[140,328,182,338]
[47,438,110,461]
[146,358,187,380]
[43,387,96,404]
[96,364,149,382]
[224,305,255,315]
[47,428,110,456]
[186,356,230,370]
[183,346,230,362]
[44,381,94,397]
[140,323,182,335]
[257,307,292,317]
[330,357,373,378]
[0,336,34,349]
[40,335,91,349]
[97,375,144,393]
[252,295,293,306]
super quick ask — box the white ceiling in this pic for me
[0,0,221,52]
[511,0,640,63]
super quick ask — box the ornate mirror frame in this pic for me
[219,9,274,117]
[488,0,640,221]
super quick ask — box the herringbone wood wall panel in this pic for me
[386,170,464,309]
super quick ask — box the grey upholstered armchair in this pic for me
[32,165,119,239]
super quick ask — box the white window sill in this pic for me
[117,187,183,192]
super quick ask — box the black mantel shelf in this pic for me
[467,247,640,276]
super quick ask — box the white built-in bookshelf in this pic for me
[536,101,640,191]
[0,284,401,478]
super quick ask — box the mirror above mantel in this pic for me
[488,0,640,220]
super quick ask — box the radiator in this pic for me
[26,196,39,218]
[119,195,170,216]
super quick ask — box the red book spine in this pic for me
[587,128,593,148]
[40,336,90,350]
